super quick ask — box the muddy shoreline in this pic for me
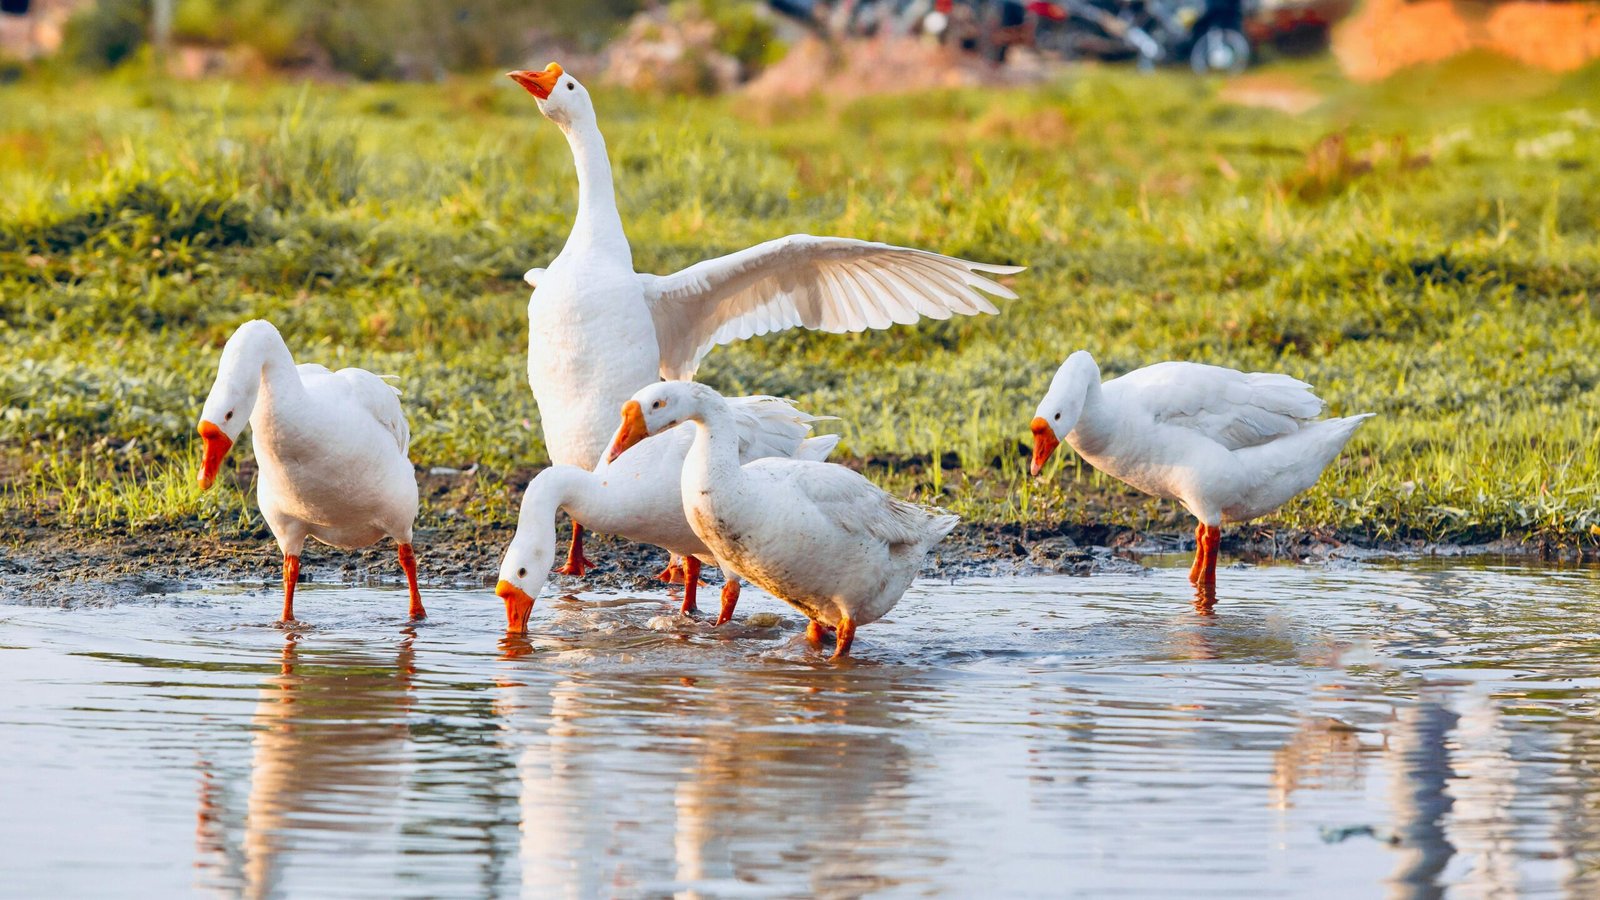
[0,519,1571,607]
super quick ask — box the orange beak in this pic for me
[604,400,649,463]
[197,420,233,490]
[497,580,535,633]
[508,63,563,100]
[1030,417,1060,477]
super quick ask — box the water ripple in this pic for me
[2,559,1599,896]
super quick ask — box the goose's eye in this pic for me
[652,400,664,410]
[225,410,234,422]
[1053,413,1060,421]
[517,567,527,578]
[566,81,575,91]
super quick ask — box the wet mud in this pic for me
[0,516,1554,606]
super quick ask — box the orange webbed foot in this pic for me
[557,524,594,578]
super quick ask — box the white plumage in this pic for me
[1031,350,1373,599]
[196,319,425,623]
[607,381,958,660]
[639,234,1021,380]
[1107,361,1326,451]
[505,63,1018,576]
[494,395,839,632]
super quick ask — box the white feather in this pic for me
[515,68,1022,475]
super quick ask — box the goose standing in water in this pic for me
[506,63,1021,575]
[494,395,839,633]
[196,320,425,623]
[606,382,958,660]
[1030,351,1373,603]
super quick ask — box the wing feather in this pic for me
[640,235,1023,380]
[761,461,959,550]
[1113,362,1326,451]
[332,368,411,455]
[861,263,928,323]
[848,260,899,329]
[897,256,989,315]
[817,265,861,331]
[901,256,1002,315]
[854,261,921,327]
[726,395,838,464]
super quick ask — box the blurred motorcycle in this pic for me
[768,0,1281,74]
[1019,0,1254,73]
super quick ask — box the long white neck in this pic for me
[1065,354,1114,453]
[223,323,306,424]
[517,468,573,563]
[682,394,745,498]
[528,465,604,527]
[253,335,305,416]
[560,118,629,257]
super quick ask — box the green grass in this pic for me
[3,56,1600,549]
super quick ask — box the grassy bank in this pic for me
[3,58,1600,552]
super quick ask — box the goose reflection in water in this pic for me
[493,653,939,896]
[195,630,419,899]
[1270,716,1371,811]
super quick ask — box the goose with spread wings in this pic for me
[507,63,1022,575]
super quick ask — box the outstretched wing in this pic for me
[639,235,1023,380]
[334,368,411,455]
[1113,361,1325,451]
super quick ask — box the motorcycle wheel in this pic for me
[1190,27,1250,75]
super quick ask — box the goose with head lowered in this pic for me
[1030,351,1374,605]
[506,63,1022,576]
[606,382,959,660]
[196,320,425,624]
[493,395,839,634]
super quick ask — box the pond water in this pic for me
[2,560,1599,897]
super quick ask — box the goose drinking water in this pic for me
[494,395,839,633]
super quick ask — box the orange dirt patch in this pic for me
[1218,73,1326,114]
[1335,0,1600,81]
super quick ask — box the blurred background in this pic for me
[3,0,1597,88]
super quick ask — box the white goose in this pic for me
[1029,351,1374,597]
[606,382,959,660]
[493,395,839,633]
[507,63,1021,574]
[196,320,424,623]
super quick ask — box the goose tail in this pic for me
[794,434,842,462]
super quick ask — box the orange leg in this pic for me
[1188,522,1206,584]
[557,522,593,577]
[805,619,828,646]
[656,554,686,583]
[831,615,856,661]
[715,577,741,627]
[1200,524,1221,587]
[398,542,426,620]
[280,554,300,623]
[680,556,701,615]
